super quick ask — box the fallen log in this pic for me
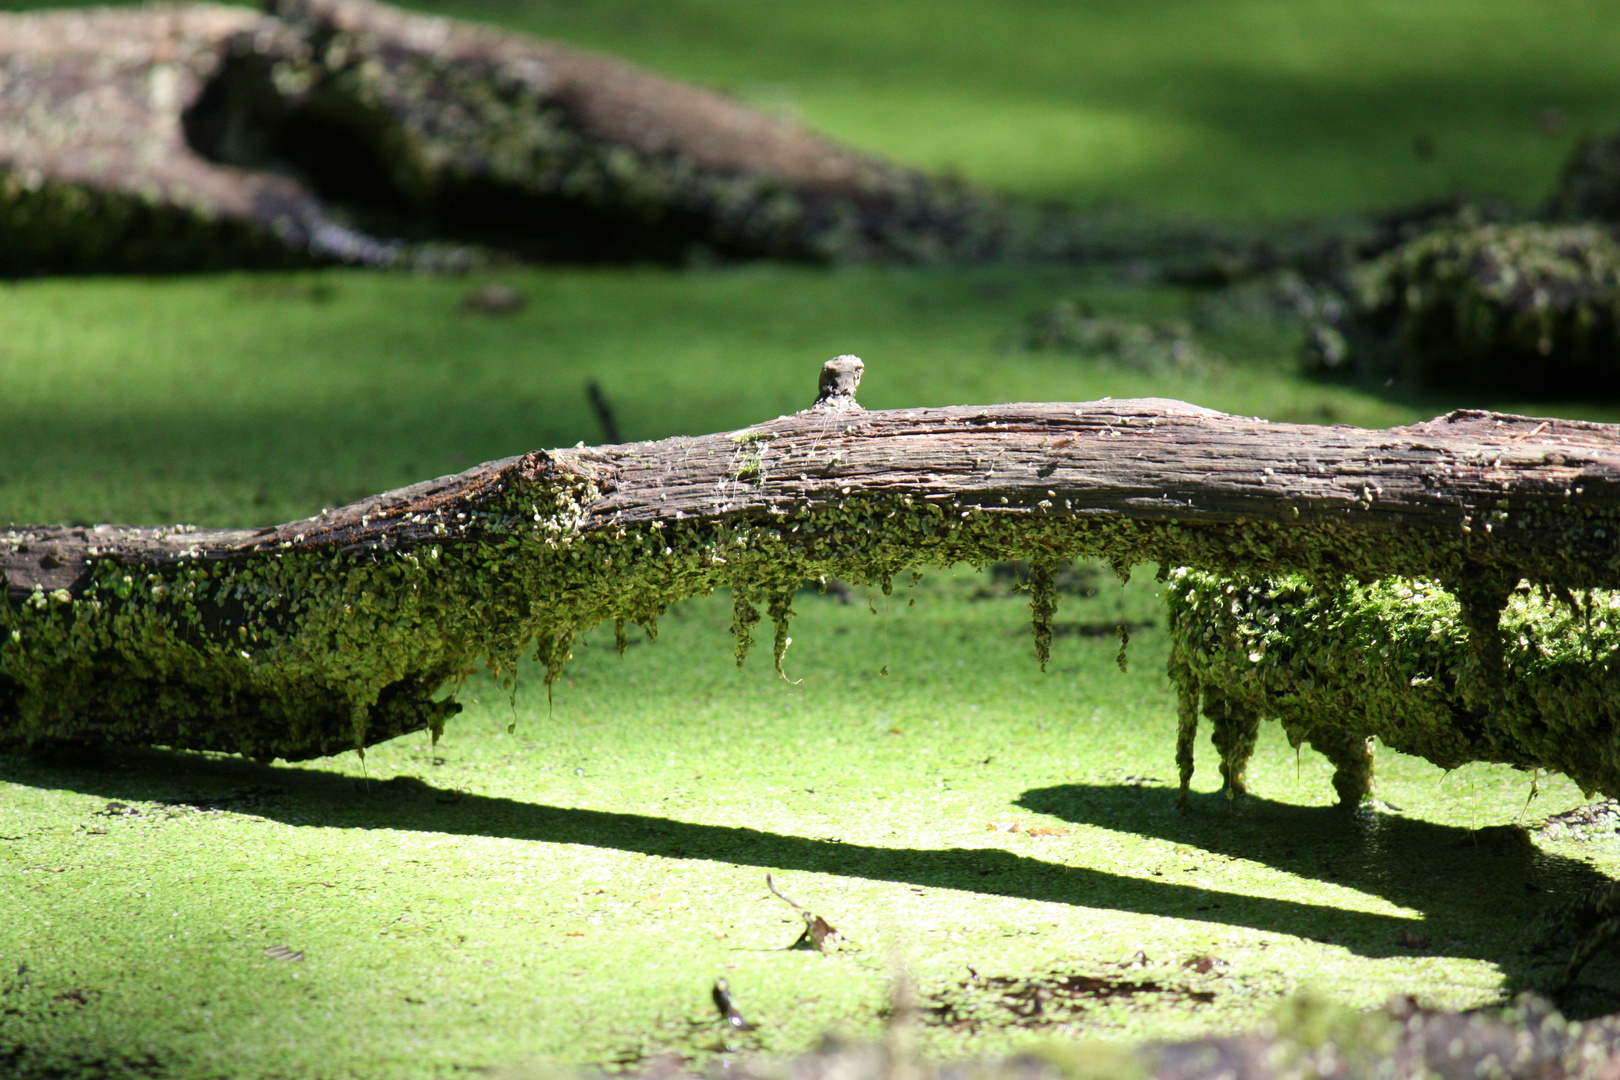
[5,356,1620,762]
[0,0,1013,273]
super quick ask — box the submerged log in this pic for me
[6,356,1620,762]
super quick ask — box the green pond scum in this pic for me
[6,575,1620,1080]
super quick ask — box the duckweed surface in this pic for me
[5,573,1620,1078]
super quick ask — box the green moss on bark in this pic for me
[0,169,315,276]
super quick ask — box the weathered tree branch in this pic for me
[6,356,1620,761]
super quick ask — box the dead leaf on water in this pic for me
[766,874,847,951]
[1398,929,1431,950]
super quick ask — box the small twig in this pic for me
[711,978,753,1031]
[585,379,624,444]
[766,873,844,951]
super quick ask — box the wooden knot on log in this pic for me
[812,355,864,412]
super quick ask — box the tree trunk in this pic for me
[5,356,1620,761]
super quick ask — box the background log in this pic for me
[6,357,1620,761]
[0,0,1013,273]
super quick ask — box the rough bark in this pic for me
[0,0,1012,274]
[6,357,1620,761]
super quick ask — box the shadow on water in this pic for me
[9,748,1620,1001]
[1018,783,1620,1012]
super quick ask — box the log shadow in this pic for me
[2,747,1599,984]
[1017,783,1620,1010]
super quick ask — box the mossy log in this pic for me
[0,0,1010,274]
[1351,223,1620,396]
[8,356,1620,762]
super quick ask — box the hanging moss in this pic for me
[1166,568,1620,808]
[731,587,763,669]
[1028,556,1058,670]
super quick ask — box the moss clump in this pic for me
[1351,222,1620,395]
[0,169,315,277]
[1019,302,1217,377]
[1551,129,1620,222]
[1166,568,1620,807]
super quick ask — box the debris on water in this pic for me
[461,283,526,314]
[161,788,285,814]
[920,968,1214,1033]
[766,874,845,951]
[1182,955,1229,974]
[711,978,752,1031]
[585,991,1620,1080]
[1538,800,1620,841]
[585,379,623,444]
[1018,303,1218,377]
[985,819,1068,837]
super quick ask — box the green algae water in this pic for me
[5,571,1620,1078]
